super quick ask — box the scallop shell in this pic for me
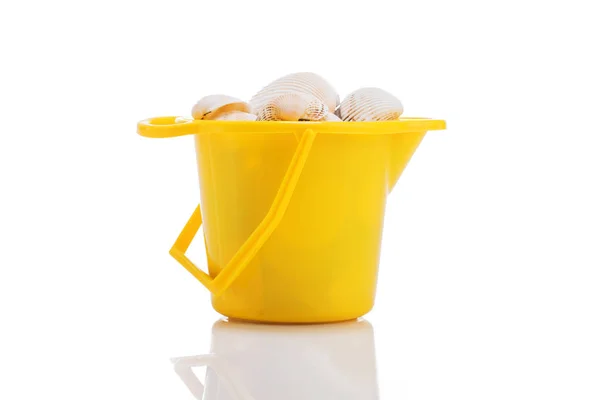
[338,88,404,122]
[257,92,328,121]
[192,95,251,120]
[323,112,341,121]
[213,111,257,121]
[250,72,339,114]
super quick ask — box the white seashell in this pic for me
[250,72,339,114]
[212,111,257,121]
[192,95,251,120]
[338,88,404,122]
[257,93,328,121]
[323,112,342,121]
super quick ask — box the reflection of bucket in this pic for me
[138,117,446,323]
[172,319,378,400]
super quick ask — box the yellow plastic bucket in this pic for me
[137,116,446,323]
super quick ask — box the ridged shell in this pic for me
[250,72,339,114]
[257,93,328,121]
[338,88,404,122]
[192,95,251,120]
[213,111,257,121]
[323,112,341,121]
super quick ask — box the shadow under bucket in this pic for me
[137,117,446,323]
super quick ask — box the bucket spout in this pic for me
[387,131,427,192]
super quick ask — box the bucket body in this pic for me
[137,117,445,323]
[197,130,420,322]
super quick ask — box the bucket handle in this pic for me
[170,128,317,297]
[137,116,198,138]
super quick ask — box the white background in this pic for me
[1,0,599,399]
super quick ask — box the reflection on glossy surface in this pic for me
[172,319,379,400]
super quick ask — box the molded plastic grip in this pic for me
[137,116,198,138]
[169,128,317,297]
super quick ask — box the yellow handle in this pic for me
[169,128,317,297]
[137,116,198,138]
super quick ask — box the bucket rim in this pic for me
[137,116,446,138]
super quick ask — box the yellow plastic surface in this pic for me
[138,116,446,323]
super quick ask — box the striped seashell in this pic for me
[250,72,339,114]
[192,95,251,120]
[257,92,328,121]
[338,88,404,122]
[213,111,257,121]
[323,112,342,121]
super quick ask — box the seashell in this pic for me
[323,112,342,121]
[257,92,328,121]
[212,111,257,121]
[338,88,404,122]
[250,72,339,114]
[192,95,251,120]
